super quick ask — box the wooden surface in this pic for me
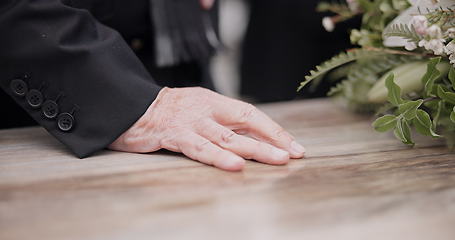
[1,99,455,240]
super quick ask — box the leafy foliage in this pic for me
[394,117,414,145]
[373,58,454,145]
[372,115,397,132]
[425,7,455,28]
[298,49,389,91]
[327,54,420,112]
[421,57,442,97]
[383,24,423,43]
[307,0,455,147]
[385,73,403,106]
[317,1,354,18]
[413,109,440,137]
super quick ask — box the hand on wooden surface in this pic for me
[109,87,305,171]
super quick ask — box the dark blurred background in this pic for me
[214,0,356,102]
[1,0,356,129]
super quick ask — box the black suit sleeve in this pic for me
[0,0,162,157]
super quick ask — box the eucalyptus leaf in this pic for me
[372,115,397,132]
[433,100,444,127]
[421,57,441,97]
[367,61,427,103]
[451,107,455,124]
[394,117,414,145]
[385,73,403,106]
[449,67,455,90]
[413,109,440,137]
[398,99,423,120]
[437,85,455,105]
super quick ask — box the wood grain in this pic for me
[1,99,454,240]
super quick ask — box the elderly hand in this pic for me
[109,87,305,171]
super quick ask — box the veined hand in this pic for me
[109,87,306,171]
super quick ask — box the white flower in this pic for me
[446,28,455,38]
[449,54,455,67]
[383,0,453,47]
[426,25,443,39]
[445,41,455,55]
[410,15,428,35]
[322,17,335,32]
[425,39,445,55]
[404,41,417,51]
[418,39,427,47]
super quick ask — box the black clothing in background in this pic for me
[1,0,218,130]
[240,0,357,102]
[0,0,217,158]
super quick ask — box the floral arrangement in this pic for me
[300,0,455,147]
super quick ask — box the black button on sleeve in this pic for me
[42,100,59,119]
[10,79,28,97]
[57,113,74,132]
[26,89,44,108]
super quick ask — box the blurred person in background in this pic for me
[240,0,356,102]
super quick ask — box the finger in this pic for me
[199,0,215,10]
[213,102,305,158]
[197,120,290,165]
[175,131,245,171]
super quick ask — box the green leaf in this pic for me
[413,109,440,137]
[299,49,388,92]
[385,73,403,106]
[398,99,423,120]
[421,57,441,97]
[383,24,422,43]
[357,0,374,11]
[297,79,311,91]
[451,107,455,123]
[372,115,397,132]
[449,67,455,90]
[394,118,414,145]
[433,100,443,127]
[437,85,455,105]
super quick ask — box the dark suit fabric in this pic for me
[0,0,213,157]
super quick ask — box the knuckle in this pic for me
[274,128,287,138]
[194,139,211,152]
[271,128,293,142]
[238,104,257,124]
[220,130,236,144]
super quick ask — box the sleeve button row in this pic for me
[10,78,75,132]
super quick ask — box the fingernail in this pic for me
[218,157,245,171]
[271,148,290,163]
[290,141,305,157]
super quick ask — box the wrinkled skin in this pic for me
[109,87,306,171]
